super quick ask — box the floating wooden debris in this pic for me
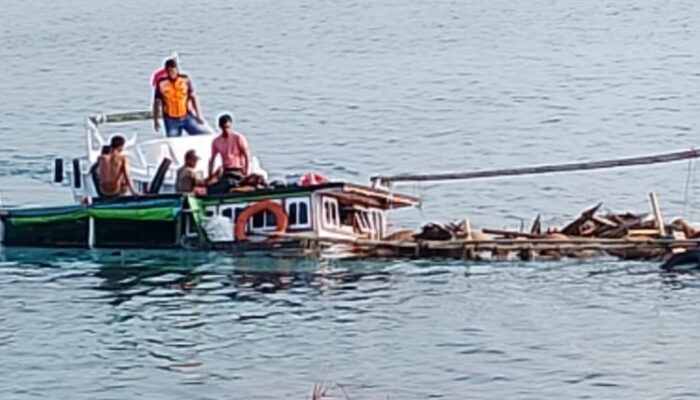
[285,193,700,262]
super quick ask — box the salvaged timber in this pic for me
[307,194,700,261]
[284,233,700,261]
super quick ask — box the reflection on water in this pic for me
[2,248,700,399]
[92,254,393,307]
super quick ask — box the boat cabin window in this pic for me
[371,210,384,237]
[251,210,278,229]
[219,205,246,223]
[286,198,311,228]
[289,203,296,222]
[334,203,384,238]
[252,211,264,228]
[222,208,233,219]
[216,202,283,231]
[299,203,309,225]
[322,197,340,227]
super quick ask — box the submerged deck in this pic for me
[284,233,700,261]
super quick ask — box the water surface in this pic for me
[1,0,700,398]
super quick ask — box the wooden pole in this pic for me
[371,148,700,185]
[649,192,666,236]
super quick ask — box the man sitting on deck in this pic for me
[98,135,138,197]
[175,150,214,194]
[152,58,208,137]
[207,114,253,194]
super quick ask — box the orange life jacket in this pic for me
[157,75,191,118]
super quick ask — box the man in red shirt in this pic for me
[207,114,252,193]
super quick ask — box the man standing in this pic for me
[98,135,138,197]
[152,58,208,137]
[208,114,251,193]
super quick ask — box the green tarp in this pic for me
[5,197,184,226]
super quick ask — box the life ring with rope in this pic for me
[234,200,289,241]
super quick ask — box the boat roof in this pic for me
[200,181,420,209]
[85,181,419,209]
[88,111,154,126]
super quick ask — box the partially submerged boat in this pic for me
[0,111,420,256]
[4,111,700,262]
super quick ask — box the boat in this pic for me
[5,110,699,262]
[0,111,421,256]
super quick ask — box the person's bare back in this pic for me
[97,135,138,197]
[98,153,126,196]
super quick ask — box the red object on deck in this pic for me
[300,172,328,186]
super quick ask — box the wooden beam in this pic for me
[481,228,538,239]
[371,148,700,184]
[649,192,666,236]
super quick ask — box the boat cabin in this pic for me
[189,181,419,245]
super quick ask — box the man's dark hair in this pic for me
[164,58,178,69]
[185,149,198,160]
[110,135,126,149]
[218,114,233,128]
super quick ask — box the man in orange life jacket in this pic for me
[152,58,208,137]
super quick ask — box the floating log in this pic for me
[371,148,700,185]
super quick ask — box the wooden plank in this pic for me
[561,203,602,236]
[627,229,661,237]
[591,215,618,228]
[481,228,538,239]
[530,214,542,235]
[649,192,666,236]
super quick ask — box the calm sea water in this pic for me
[1,0,700,398]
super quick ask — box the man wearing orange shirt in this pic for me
[152,58,208,137]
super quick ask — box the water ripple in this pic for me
[2,0,700,398]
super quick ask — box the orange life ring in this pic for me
[235,200,289,241]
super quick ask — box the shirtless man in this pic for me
[98,135,138,197]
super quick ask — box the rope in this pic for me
[417,183,425,221]
[688,159,700,221]
[682,158,694,218]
